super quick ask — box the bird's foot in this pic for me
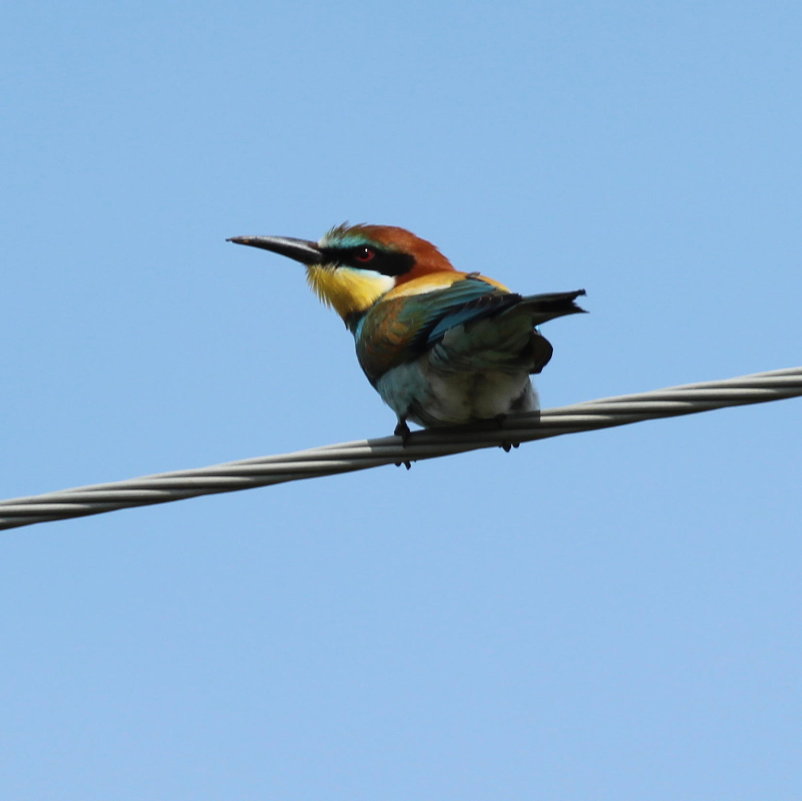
[394,418,411,444]
[494,414,520,452]
[394,416,413,468]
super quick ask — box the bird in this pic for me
[228,223,585,441]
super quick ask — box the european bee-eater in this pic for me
[228,224,585,440]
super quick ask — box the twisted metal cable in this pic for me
[2,366,800,531]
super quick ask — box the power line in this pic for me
[2,366,800,531]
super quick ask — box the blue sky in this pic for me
[2,1,801,798]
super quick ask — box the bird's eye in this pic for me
[353,246,376,264]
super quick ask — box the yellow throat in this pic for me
[306,264,395,320]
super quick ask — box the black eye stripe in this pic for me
[321,246,415,277]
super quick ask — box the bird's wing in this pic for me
[421,282,523,345]
[355,276,519,384]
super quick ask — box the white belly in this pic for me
[376,358,538,428]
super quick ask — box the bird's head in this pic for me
[228,223,455,322]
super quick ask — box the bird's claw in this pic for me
[495,415,519,451]
[394,418,411,444]
[393,417,413,468]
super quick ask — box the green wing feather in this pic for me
[354,277,513,385]
[354,278,585,385]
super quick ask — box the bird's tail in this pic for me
[512,289,587,325]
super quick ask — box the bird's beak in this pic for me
[227,235,323,265]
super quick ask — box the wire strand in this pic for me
[2,366,800,531]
